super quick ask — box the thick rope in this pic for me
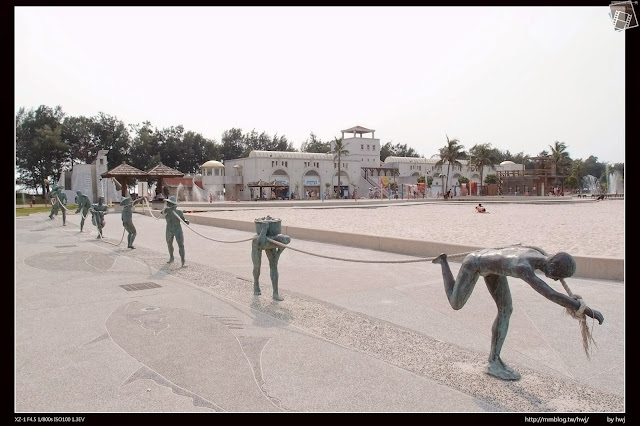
[133,199,548,260]
[560,279,597,358]
[266,236,598,356]
[93,227,125,247]
[263,240,551,264]
[88,206,121,246]
[57,197,600,354]
[112,226,127,246]
[50,193,70,212]
[522,244,597,357]
[138,198,254,243]
[111,199,599,354]
[139,198,166,220]
[177,210,254,243]
[183,222,255,243]
[266,237,444,263]
[79,208,89,221]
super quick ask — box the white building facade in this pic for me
[56,127,526,203]
[58,149,120,204]
[222,126,379,201]
[199,160,226,201]
[220,126,524,200]
[382,156,521,197]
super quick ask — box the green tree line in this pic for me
[16,104,623,196]
[430,137,623,194]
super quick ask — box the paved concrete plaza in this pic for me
[14,199,625,421]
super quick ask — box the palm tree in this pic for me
[330,137,349,197]
[569,158,587,195]
[549,141,571,174]
[549,141,571,191]
[435,135,465,195]
[469,143,498,195]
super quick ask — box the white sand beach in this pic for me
[198,199,625,258]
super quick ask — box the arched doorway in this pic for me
[470,173,481,195]
[302,170,321,199]
[451,173,462,196]
[332,170,349,198]
[271,169,291,199]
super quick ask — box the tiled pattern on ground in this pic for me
[96,240,624,413]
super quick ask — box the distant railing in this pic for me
[497,169,557,178]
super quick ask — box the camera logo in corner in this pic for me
[610,1,638,31]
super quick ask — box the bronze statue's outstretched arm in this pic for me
[523,273,604,324]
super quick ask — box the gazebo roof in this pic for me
[341,125,375,135]
[99,161,184,197]
[145,162,184,178]
[101,162,185,180]
[101,162,148,178]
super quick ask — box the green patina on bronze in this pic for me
[252,216,290,301]
[75,191,91,232]
[432,246,604,381]
[161,196,189,267]
[120,196,145,249]
[91,197,108,238]
[48,184,68,225]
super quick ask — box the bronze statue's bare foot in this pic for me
[167,257,174,264]
[254,285,261,296]
[485,359,521,381]
[273,293,284,301]
[432,253,447,264]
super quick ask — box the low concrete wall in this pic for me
[178,214,624,282]
[571,255,624,282]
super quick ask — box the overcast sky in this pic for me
[14,6,626,164]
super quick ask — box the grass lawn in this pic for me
[15,205,78,217]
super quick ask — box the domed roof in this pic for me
[201,160,224,168]
[500,160,516,165]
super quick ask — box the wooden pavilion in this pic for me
[100,162,148,197]
[101,161,184,198]
[145,162,185,197]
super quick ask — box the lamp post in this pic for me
[441,174,447,197]
[393,169,397,199]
